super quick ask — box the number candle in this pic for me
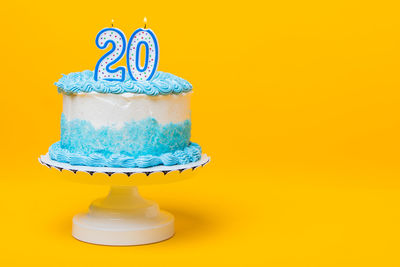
[126,17,159,81]
[94,22,127,81]
[94,18,159,82]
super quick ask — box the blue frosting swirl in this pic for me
[49,142,202,168]
[55,70,193,96]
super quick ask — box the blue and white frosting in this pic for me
[48,114,201,168]
[55,70,193,96]
[49,141,201,168]
[59,114,192,158]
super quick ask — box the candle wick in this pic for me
[111,19,114,28]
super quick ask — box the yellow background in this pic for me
[1,0,400,266]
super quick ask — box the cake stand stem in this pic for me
[72,185,174,246]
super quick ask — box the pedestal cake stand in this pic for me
[39,153,210,246]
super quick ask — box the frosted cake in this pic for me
[48,70,201,168]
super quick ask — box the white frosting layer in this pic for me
[63,92,191,128]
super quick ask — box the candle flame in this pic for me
[144,17,147,29]
[111,19,114,27]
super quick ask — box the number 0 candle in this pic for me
[126,17,159,81]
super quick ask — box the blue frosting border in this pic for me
[49,142,202,168]
[55,70,192,96]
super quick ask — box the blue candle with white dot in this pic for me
[126,18,159,81]
[94,18,159,82]
[94,23,127,81]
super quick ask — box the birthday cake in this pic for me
[48,26,202,168]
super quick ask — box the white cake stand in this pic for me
[39,154,210,246]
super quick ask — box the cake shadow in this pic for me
[164,205,221,242]
[51,205,220,246]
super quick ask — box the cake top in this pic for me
[55,70,192,96]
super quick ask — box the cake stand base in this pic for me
[72,186,174,246]
[39,154,210,246]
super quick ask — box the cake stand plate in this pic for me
[39,154,210,246]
